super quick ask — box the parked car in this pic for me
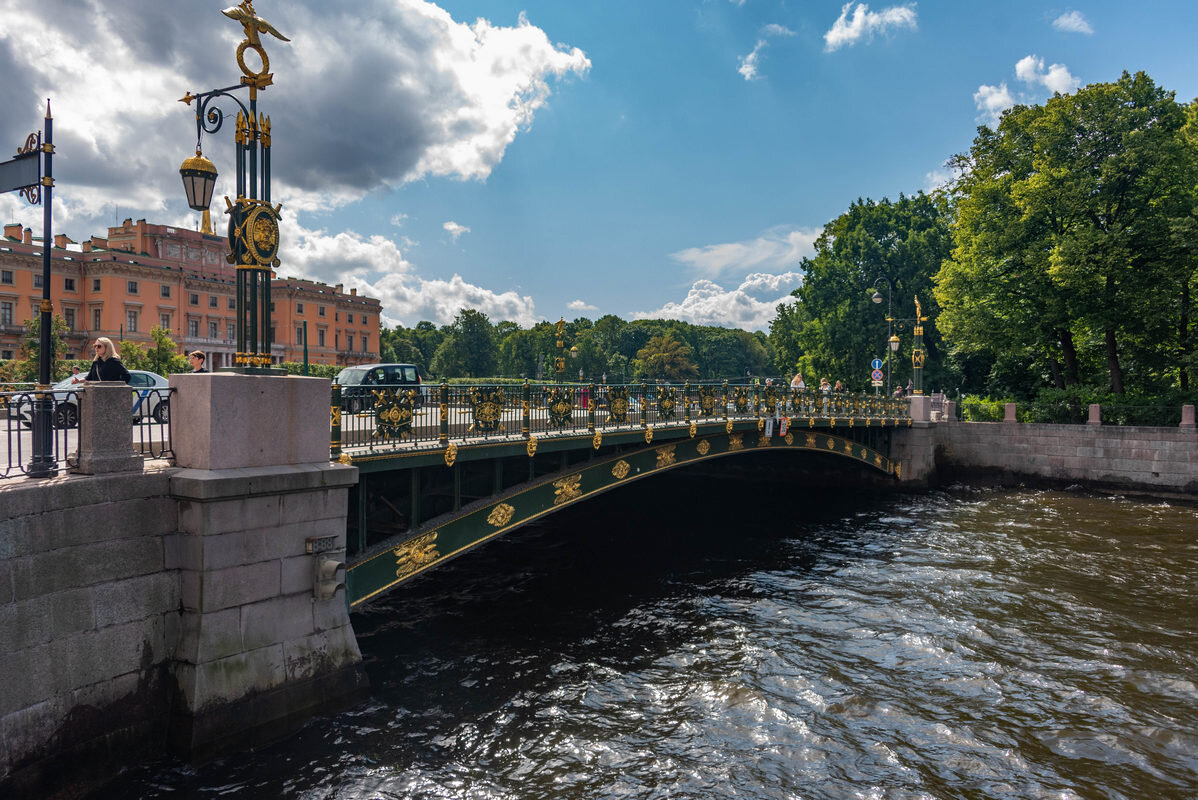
[17,370,170,429]
[335,363,423,413]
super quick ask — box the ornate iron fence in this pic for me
[331,380,912,457]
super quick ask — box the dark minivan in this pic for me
[335,363,423,413]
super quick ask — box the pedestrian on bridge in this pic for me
[84,338,131,383]
[790,372,805,390]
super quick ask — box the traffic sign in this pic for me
[870,358,883,370]
[871,380,883,387]
[871,369,884,381]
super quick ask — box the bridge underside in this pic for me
[345,422,901,608]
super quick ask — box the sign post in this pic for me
[1,103,55,477]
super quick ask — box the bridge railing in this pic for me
[331,380,911,457]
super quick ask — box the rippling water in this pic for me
[96,477,1198,799]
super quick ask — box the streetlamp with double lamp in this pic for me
[179,0,288,374]
[871,277,899,395]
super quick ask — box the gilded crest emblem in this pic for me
[612,459,631,479]
[725,420,733,434]
[444,442,458,467]
[689,421,696,438]
[731,387,750,414]
[546,387,574,428]
[784,432,794,446]
[468,387,507,434]
[372,387,415,440]
[826,438,835,450]
[655,445,676,468]
[656,386,677,419]
[606,387,630,424]
[645,428,654,444]
[526,436,538,458]
[697,440,710,455]
[394,532,439,578]
[728,433,744,451]
[698,386,716,417]
[553,473,582,505]
[487,503,515,528]
[593,430,603,450]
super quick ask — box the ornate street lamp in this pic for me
[179,0,288,373]
[872,276,897,395]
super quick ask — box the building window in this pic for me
[0,270,12,284]
[189,293,198,305]
[188,319,199,337]
[208,321,218,338]
[209,296,217,308]
[335,333,339,350]
[228,297,235,310]
[126,310,138,332]
[270,327,276,343]
[1,301,12,325]
[317,329,325,347]
[160,313,171,330]
[270,302,275,312]
[318,306,326,317]
[64,308,75,329]
[64,277,76,291]
[33,274,43,288]
[227,322,235,340]
[296,326,304,344]
[296,302,304,314]
[93,308,101,329]
[161,284,171,298]
[335,312,339,322]
[127,280,138,294]
[93,278,101,292]
[361,335,367,352]
[1,350,12,360]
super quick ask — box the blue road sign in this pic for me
[870,358,883,370]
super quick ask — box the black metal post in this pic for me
[28,102,55,478]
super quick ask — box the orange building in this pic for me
[0,218,380,369]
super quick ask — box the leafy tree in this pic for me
[772,194,953,392]
[936,71,1198,396]
[429,309,498,378]
[16,314,71,381]
[142,326,188,375]
[632,333,699,381]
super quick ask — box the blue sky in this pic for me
[3,1,1197,330]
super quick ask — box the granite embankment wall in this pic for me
[1,471,179,797]
[933,420,1197,495]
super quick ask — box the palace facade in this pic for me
[0,218,380,369]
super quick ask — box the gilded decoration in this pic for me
[757,418,764,432]
[526,436,538,458]
[546,387,574,428]
[487,503,515,528]
[468,387,507,434]
[372,387,415,440]
[763,384,779,411]
[606,387,630,424]
[553,473,583,505]
[657,386,677,420]
[696,439,711,456]
[444,442,458,467]
[808,417,815,428]
[826,439,835,450]
[725,420,733,434]
[689,421,696,438]
[698,386,717,417]
[656,445,677,468]
[843,441,853,454]
[394,532,439,578]
[758,434,771,447]
[728,434,744,451]
[593,430,603,450]
[731,387,750,414]
[337,453,353,465]
[784,432,794,446]
[330,406,340,427]
[875,455,882,466]
[645,428,654,444]
[612,459,631,480]
[895,461,903,479]
[830,417,837,428]
[805,433,816,447]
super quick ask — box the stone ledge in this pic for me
[170,463,357,502]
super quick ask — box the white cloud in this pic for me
[824,2,917,52]
[279,219,535,327]
[974,82,1014,126]
[738,41,767,81]
[390,213,409,227]
[631,273,801,331]
[762,24,796,38]
[567,299,598,312]
[1052,11,1093,34]
[923,169,952,192]
[0,0,590,240]
[1016,54,1080,95]
[442,221,471,241]
[670,226,818,278]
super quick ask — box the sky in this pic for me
[2,1,1197,332]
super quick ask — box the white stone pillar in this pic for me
[1004,403,1017,423]
[70,381,143,475]
[1087,404,1102,426]
[1181,405,1195,430]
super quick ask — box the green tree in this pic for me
[772,194,953,391]
[429,309,498,378]
[143,326,188,375]
[936,71,1198,396]
[16,314,71,382]
[631,333,699,381]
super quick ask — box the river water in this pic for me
[95,476,1197,799]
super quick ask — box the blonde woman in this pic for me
[84,337,131,383]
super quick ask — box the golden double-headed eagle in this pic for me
[221,1,290,46]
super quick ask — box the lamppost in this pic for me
[179,0,288,373]
[871,276,899,395]
[554,317,566,382]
